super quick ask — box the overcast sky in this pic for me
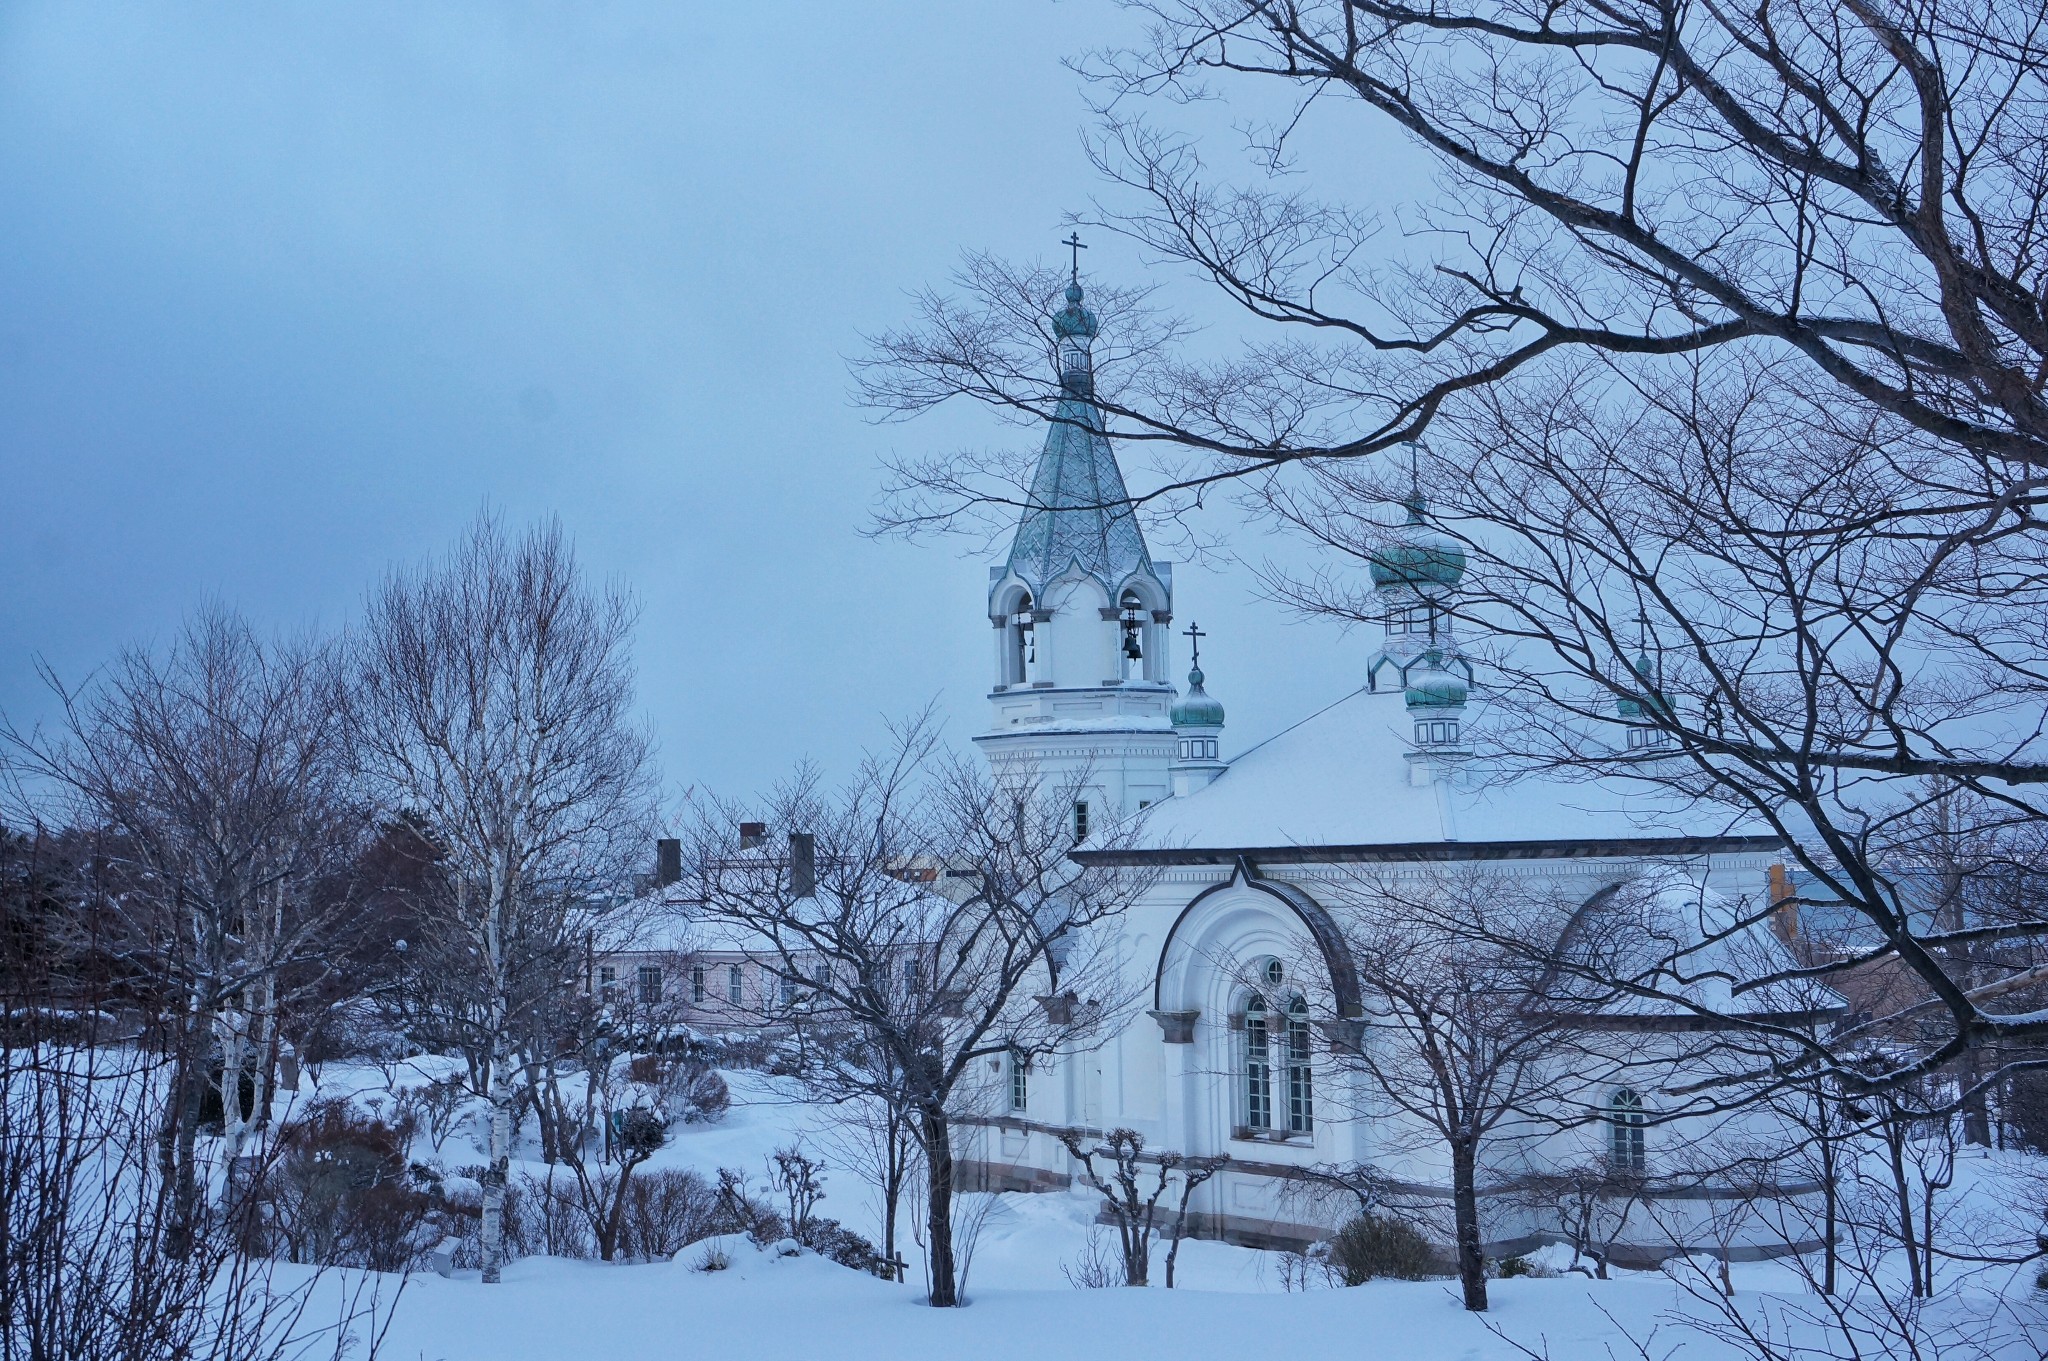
[0,3,1415,807]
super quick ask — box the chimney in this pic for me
[738,821,767,851]
[789,832,816,899]
[654,838,681,889]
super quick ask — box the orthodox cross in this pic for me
[1064,231,1087,283]
[1183,621,1206,668]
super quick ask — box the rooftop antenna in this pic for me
[1063,230,1087,285]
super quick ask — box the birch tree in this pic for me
[1,606,365,1258]
[353,514,655,1283]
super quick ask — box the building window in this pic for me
[1627,725,1672,751]
[876,960,893,1000]
[1387,605,1435,637]
[728,963,744,1005]
[905,961,922,996]
[1009,1052,1029,1113]
[1415,719,1460,746]
[1243,993,1273,1132]
[1285,996,1314,1134]
[637,965,662,1006]
[598,965,617,999]
[1609,1089,1648,1172]
[1073,801,1090,842]
[779,973,797,1007]
[690,965,706,1003]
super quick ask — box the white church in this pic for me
[947,273,1832,1263]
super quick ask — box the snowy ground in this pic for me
[291,1060,2047,1361]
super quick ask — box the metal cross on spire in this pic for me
[1183,621,1205,668]
[1064,231,1087,283]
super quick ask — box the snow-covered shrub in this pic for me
[702,1031,774,1072]
[672,1066,729,1124]
[711,1166,787,1243]
[1327,1213,1441,1284]
[244,1097,437,1271]
[797,1218,886,1276]
[619,1167,717,1259]
[624,1052,729,1126]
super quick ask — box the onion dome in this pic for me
[1404,649,1469,711]
[1172,665,1226,728]
[1052,280,1099,341]
[1369,497,1467,595]
[1617,651,1668,720]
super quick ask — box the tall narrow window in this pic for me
[637,965,663,1006]
[1285,996,1314,1134]
[1009,1052,1029,1113]
[876,960,893,999]
[905,961,922,996]
[1073,801,1090,842]
[779,973,796,1007]
[1609,1089,1648,1172]
[690,965,705,1003]
[598,965,617,1000]
[1243,993,1272,1132]
[727,963,744,1005]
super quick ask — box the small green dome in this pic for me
[1052,281,1099,340]
[1404,652,1469,710]
[1172,666,1226,728]
[1617,651,1667,720]
[1369,500,1465,593]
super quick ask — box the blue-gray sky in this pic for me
[0,3,1398,800]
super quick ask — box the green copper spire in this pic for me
[1004,266,1154,598]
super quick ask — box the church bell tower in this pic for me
[976,253,1177,832]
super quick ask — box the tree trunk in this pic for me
[1959,1046,1992,1147]
[601,1161,639,1262]
[480,1045,513,1283]
[921,1107,959,1307]
[1450,1138,1488,1312]
[1883,1128,1922,1297]
[161,1006,210,1260]
[1818,1123,1838,1297]
[882,1147,903,1278]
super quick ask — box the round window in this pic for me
[1262,958,1285,987]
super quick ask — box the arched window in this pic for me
[1608,1088,1647,1172]
[1285,995,1314,1134]
[1243,992,1273,1132]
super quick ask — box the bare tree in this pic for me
[1056,1126,1224,1287]
[860,0,2048,1108]
[683,722,1151,1307]
[1,606,367,1258]
[1318,866,1647,1312]
[351,514,656,1283]
[0,932,393,1361]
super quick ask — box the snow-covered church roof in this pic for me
[1121,687,1779,859]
